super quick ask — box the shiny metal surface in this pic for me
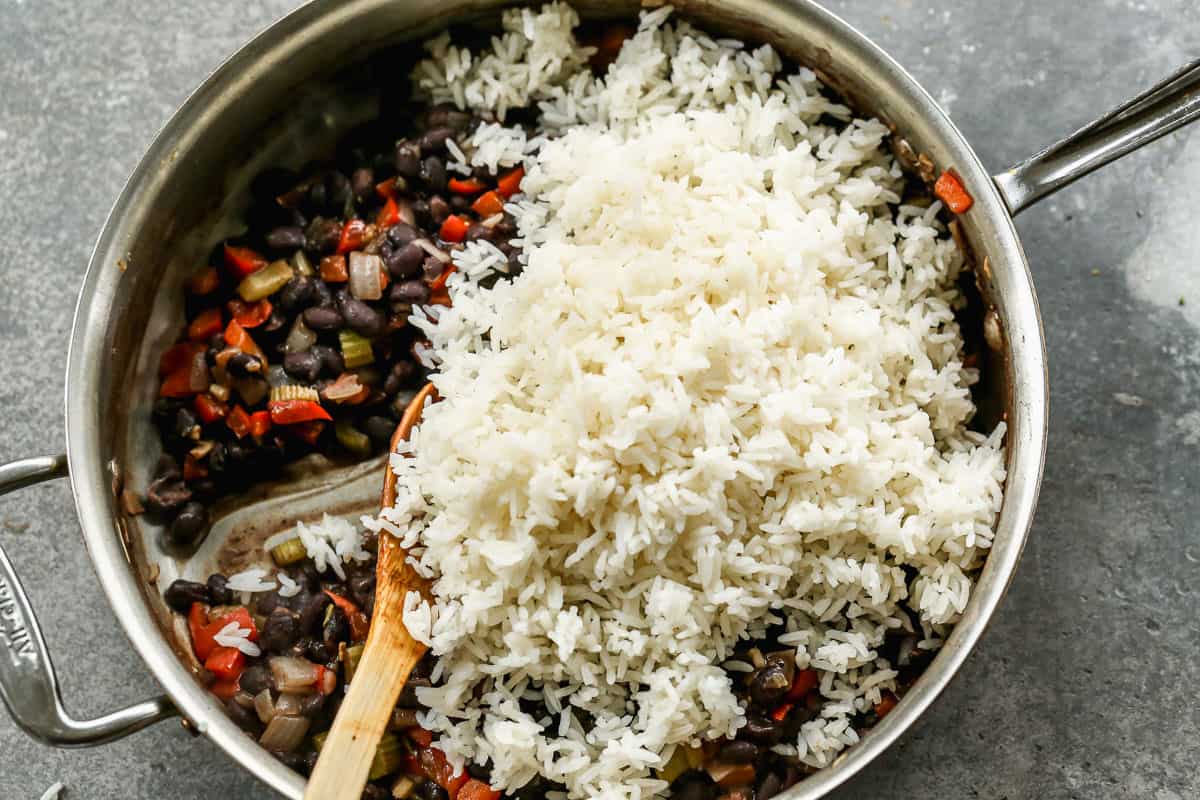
[21,0,1195,797]
[994,59,1200,215]
[0,456,176,746]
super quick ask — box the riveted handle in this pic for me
[0,454,177,746]
[994,59,1200,216]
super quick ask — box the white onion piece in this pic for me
[414,238,450,263]
[254,689,276,724]
[273,691,305,717]
[259,714,310,752]
[284,316,317,353]
[269,656,320,694]
[348,252,384,300]
[398,199,416,227]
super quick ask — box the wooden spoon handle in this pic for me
[303,551,425,800]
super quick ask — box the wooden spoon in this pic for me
[305,382,437,800]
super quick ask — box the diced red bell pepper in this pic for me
[193,394,229,424]
[320,254,348,283]
[785,668,819,702]
[224,319,265,360]
[415,747,467,799]
[448,177,487,195]
[288,420,326,446]
[205,646,246,682]
[188,603,213,660]
[934,169,973,214]
[428,265,457,292]
[376,177,398,201]
[429,288,452,307]
[376,196,402,229]
[248,410,272,438]
[228,298,273,328]
[406,727,434,748]
[268,399,332,425]
[160,365,199,398]
[770,702,793,722]
[226,405,252,438]
[457,779,501,800]
[188,266,221,295]
[188,307,224,342]
[874,691,899,719]
[324,590,370,641]
[182,454,208,481]
[496,166,524,199]
[210,679,241,701]
[471,191,505,218]
[439,215,470,244]
[336,219,368,254]
[223,244,268,279]
[159,342,205,376]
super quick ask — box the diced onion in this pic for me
[285,316,317,353]
[269,656,320,694]
[274,692,305,717]
[254,689,276,724]
[349,252,384,300]
[259,714,310,752]
[414,239,450,263]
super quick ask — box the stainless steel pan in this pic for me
[0,1,1197,797]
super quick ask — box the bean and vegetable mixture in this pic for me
[154,13,973,800]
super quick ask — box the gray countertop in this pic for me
[0,1,1197,798]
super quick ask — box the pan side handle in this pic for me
[0,455,177,746]
[994,59,1200,216]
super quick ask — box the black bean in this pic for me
[428,196,451,225]
[396,676,431,708]
[227,352,264,377]
[718,740,759,764]
[465,762,491,781]
[266,226,306,251]
[350,167,375,202]
[324,171,352,212]
[303,306,344,331]
[466,223,494,242]
[386,223,418,247]
[411,198,432,227]
[672,772,718,800]
[422,257,445,281]
[339,297,386,338]
[311,345,344,376]
[167,502,208,547]
[283,351,322,382]
[425,105,472,131]
[263,308,288,333]
[225,440,251,463]
[418,127,456,154]
[420,156,447,191]
[163,579,210,612]
[322,605,348,647]
[418,780,449,800]
[278,276,315,313]
[311,277,336,308]
[255,590,282,616]
[143,476,191,516]
[382,360,415,396]
[749,662,791,707]
[238,664,272,696]
[262,607,301,654]
[385,242,425,279]
[364,416,395,445]
[348,572,376,611]
[225,698,261,733]
[207,573,233,605]
[757,772,782,800]
[152,453,182,482]
[363,786,389,800]
[395,141,421,178]
[298,592,331,634]
[271,749,306,771]
[391,279,430,305]
[303,750,319,775]
[305,217,343,254]
[740,714,784,745]
[449,194,470,212]
[299,692,327,719]
[174,407,200,440]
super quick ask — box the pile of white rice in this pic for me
[367,5,1006,798]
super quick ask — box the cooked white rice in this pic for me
[380,5,1007,798]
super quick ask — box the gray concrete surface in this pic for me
[0,0,1197,798]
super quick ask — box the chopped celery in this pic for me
[236,259,293,301]
[270,537,307,567]
[311,730,328,751]
[656,745,691,784]
[335,420,372,457]
[343,643,365,684]
[368,733,404,781]
[339,329,375,368]
[269,384,320,404]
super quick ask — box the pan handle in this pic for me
[993,59,1200,216]
[0,454,178,746]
